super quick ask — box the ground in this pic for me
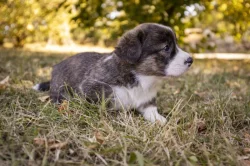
[0,47,250,166]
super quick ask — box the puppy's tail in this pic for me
[33,81,50,91]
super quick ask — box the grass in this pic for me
[0,47,250,166]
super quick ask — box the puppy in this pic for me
[33,23,193,124]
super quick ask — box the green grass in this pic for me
[0,48,250,166]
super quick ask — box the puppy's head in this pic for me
[114,23,193,77]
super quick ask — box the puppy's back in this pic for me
[50,52,109,101]
[53,52,104,75]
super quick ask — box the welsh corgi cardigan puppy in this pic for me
[33,23,193,124]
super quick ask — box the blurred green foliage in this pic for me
[190,0,250,42]
[0,0,249,47]
[72,0,203,45]
[0,0,76,46]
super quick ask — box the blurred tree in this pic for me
[72,0,206,45]
[0,0,45,46]
[117,0,203,36]
[71,0,113,45]
[0,0,77,47]
[190,0,250,42]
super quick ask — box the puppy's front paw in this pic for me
[142,106,167,125]
[155,114,167,124]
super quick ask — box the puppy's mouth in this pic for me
[164,53,193,77]
[164,66,189,77]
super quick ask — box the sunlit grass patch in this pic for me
[0,48,250,165]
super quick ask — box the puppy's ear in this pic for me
[114,29,144,64]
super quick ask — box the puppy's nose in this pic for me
[185,57,193,66]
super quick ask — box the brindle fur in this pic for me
[50,23,177,103]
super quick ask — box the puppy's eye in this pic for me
[164,45,170,52]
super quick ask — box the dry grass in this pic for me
[0,47,250,166]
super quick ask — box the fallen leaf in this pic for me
[174,89,180,95]
[0,76,9,90]
[58,100,69,113]
[244,133,250,143]
[34,138,57,146]
[95,131,105,144]
[38,95,50,102]
[49,141,68,150]
[57,100,75,116]
[69,148,75,155]
[34,138,67,150]
[34,138,45,146]
[0,76,9,84]
[194,91,207,98]
[197,121,207,133]
[0,84,6,90]
[244,148,250,154]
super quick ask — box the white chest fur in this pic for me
[112,75,161,110]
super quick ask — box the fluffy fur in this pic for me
[33,23,193,124]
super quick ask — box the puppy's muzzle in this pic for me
[185,57,193,67]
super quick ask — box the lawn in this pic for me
[0,47,250,166]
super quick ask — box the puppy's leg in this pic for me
[50,90,64,104]
[139,106,167,124]
[50,86,70,104]
[138,99,166,124]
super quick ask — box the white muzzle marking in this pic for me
[165,47,191,76]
